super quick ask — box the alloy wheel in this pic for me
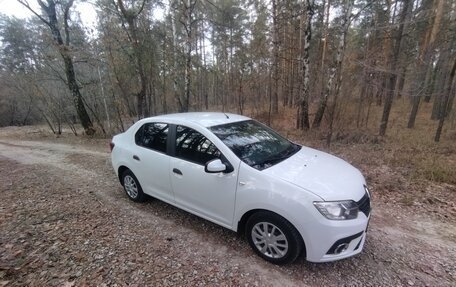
[251,222,289,259]
[124,175,138,199]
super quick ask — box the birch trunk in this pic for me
[298,0,314,130]
[326,0,352,146]
[271,0,280,114]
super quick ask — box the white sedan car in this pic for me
[111,112,371,264]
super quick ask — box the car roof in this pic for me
[144,112,251,128]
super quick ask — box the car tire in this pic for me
[245,211,304,264]
[121,169,146,202]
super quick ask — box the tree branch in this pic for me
[350,2,374,24]
[16,0,51,27]
[63,0,75,46]
[135,0,147,18]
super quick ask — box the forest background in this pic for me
[0,0,455,171]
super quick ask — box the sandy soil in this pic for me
[0,127,455,286]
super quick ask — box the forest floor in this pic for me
[0,123,455,287]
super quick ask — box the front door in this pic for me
[170,125,238,227]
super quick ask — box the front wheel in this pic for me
[121,169,146,202]
[246,211,304,264]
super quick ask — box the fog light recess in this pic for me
[334,243,349,254]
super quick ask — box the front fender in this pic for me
[234,163,322,251]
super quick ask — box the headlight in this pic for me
[313,201,359,220]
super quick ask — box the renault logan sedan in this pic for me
[111,112,371,264]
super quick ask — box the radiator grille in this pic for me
[357,192,371,217]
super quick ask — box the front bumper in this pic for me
[297,194,371,263]
[318,228,368,262]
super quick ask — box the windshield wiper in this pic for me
[253,144,300,168]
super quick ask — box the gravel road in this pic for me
[0,137,455,286]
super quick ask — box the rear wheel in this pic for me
[246,211,303,264]
[121,170,146,202]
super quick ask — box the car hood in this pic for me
[262,146,366,201]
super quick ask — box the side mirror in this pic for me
[205,159,226,173]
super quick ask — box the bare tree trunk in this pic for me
[408,95,421,128]
[113,91,125,132]
[326,0,352,146]
[365,83,374,128]
[314,67,335,128]
[97,65,111,133]
[435,58,456,142]
[395,0,413,99]
[282,11,292,108]
[106,45,135,117]
[312,0,330,128]
[38,107,56,134]
[379,0,410,136]
[117,0,148,119]
[171,8,182,112]
[201,19,208,110]
[356,37,369,128]
[396,66,407,98]
[238,74,244,115]
[271,0,280,114]
[407,0,444,128]
[431,64,446,120]
[21,96,33,126]
[298,0,314,130]
[177,0,197,112]
[267,70,272,125]
[160,29,168,114]
[83,95,106,135]
[423,62,436,102]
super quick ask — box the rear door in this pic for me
[169,125,238,227]
[131,122,174,203]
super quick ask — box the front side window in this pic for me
[210,120,300,170]
[175,126,221,165]
[135,122,168,153]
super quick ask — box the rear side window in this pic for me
[135,123,168,153]
[175,126,220,165]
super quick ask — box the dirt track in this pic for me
[0,135,455,286]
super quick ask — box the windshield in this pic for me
[209,120,301,170]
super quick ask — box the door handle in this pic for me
[173,168,183,175]
[133,155,140,161]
